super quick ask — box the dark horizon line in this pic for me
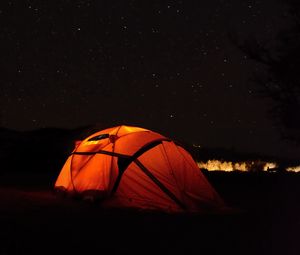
[1,124,299,165]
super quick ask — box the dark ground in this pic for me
[0,171,299,255]
[0,128,299,254]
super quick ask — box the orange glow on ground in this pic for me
[286,166,300,172]
[263,162,277,171]
[197,160,247,171]
[197,160,278,172]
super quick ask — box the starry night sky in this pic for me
[1,0,297,158]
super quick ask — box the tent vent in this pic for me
[88,134,109,141]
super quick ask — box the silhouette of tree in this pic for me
[231,0,300,144]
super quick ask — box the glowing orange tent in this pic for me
[55,125,224,212]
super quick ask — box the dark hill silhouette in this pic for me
[0,127,88,175]
[1,126,299,176]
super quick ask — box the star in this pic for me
[0,0,295,159]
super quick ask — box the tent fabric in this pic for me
[55,125,224,212]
